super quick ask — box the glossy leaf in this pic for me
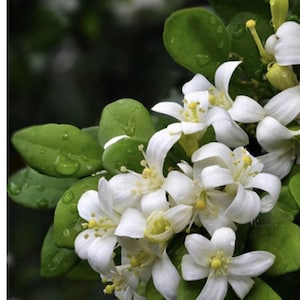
[146,279,164,300]
[98,98,155,147]
[53,174,102,249]
[289,172,300,208]
[250,222,300,275]
[40,225,79,278]
[207,0,271,22]
[102,138,145,175]
[11,123,103,178]
[163,7,231,81]
[65,260,99,280]
[177,279,205,300]
[7,166,78,209]
[245,278,281,300]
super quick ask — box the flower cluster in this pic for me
[8,0,300,300]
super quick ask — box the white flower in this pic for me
[163,162,237,235]
[229,84,300,178]
[109,128,181,212]
[181,227,275,300]
[265,21,300,66]
[182,61,242,109]
[191,142,281,223]
[74,177,121,274]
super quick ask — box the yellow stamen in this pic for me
[142,167,152,179]
[242,154,252,167]
[210,258,222,270]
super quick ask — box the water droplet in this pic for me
[196,54,211,66]
[216,26,223,34]
[8,182,21,195]
[170,37,175,44]
[62,133,69,140]
[62,228,71,238]
[209,16,216,25]
[48,256,62,272]
[232,24,245,39]
[62,191,74,204]
[54,154,80,176]
[36,198,49,209]
[39,149,46,154]
[217,41,225,50]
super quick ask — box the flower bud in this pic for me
[269,0,289,31]
[265,63,298,90]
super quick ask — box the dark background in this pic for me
[8,1,206,299]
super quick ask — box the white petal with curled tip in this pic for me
[152,250,180,300]
[225,185,261,223]
[258,148,295,179]
[257,116,294,152]
[146,128,181,174]
[228,251,275,277]
[228,276,254,299]
[274,21,300,66]
[210,227,236,257]
[182,73,212,95]
[151,102,184,121]
[214,61,241,103]
[97,177,114,218]
[184,233,213,266]
[87,235,117,274]
[200,165,233,188]
[246,173,281,213]
[264,84,300,125]
[165,204,193,233]
[181,254,209,280]
[228,95,265,123]
[163,170,197,205]
[141,188,169,217]
[77,190,102,220]
[114,208,146,238]
[196,276,228,300]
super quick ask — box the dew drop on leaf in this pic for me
[216,26,223,34]
[232,24,245,39]
[196,54,211,66]
[209,16,216,25]
[68,203,78,214]
[54,154,80,176]
[217,41,225,50]
[36,198,49,209]
[8,182,22,195]
[62,228,71,238]
[62,133,69,140]
[62,191,74,204]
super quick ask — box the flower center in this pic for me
[144,211,173,243]
[209,251,230,276]
[182,99,205,123]
[208,89,232,110]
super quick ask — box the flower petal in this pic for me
[246,173,281,213]
[77,190,102,220]
[182,73,212,95]
[214,61,241,102]
[257,116,294,152]
[228,95,265,123]
[181,121,207,135]
[74,229,96,259]
[146,128,181,174]
[264,85,300,125]
[152,250,180,300]
[87,235,117,273]
[97,177,114,217]
[184,233,213,266]
[211,227,236,257]
[181,254,209,280]
[197,276,228,300]
[228,251,275,277]
[228,275,254,299]
[201,213,237,236]
[258,148,295,179]
[274,21,300,66]
[201,165,233,188]
[166,204,193,233]
[151,102,184,121]
[114,208,146,238]
[141,189,169,217]
[163,171,197,205]
[225,185,261,223]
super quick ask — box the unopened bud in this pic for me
[269,0,289,31]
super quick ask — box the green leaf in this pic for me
[98,98,155,147]
[227,12,273,80]
[177,279,205,300]
[40,225,79,278]
[163,7,231,81]
[11,123,103,178]
[53,174,102,248]
[7,166,78,209]
[81,126,99,142]
[250,222,300,275]
[207,0,271,22]
[102,138,145,175]
[65,260,99,280]
[289,172,300,208]
[245,278,281,300]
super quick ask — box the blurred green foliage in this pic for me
[8,0,205,299]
